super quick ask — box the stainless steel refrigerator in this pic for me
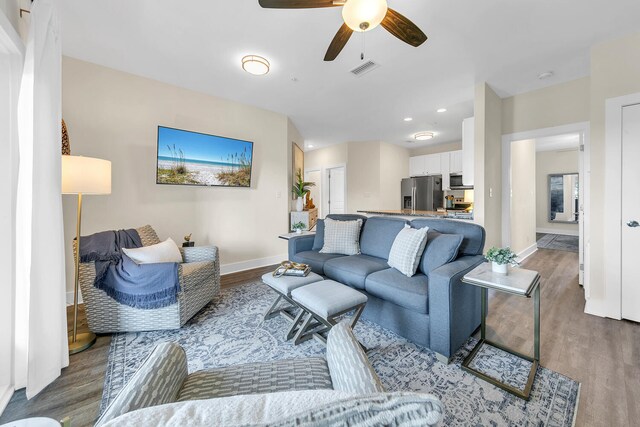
[401,176,443,211]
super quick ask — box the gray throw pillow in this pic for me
[312,219,325,251]
[267,392,443,427]
[319,218,363,255]
[419,230,464,275]
[387,225,430,277]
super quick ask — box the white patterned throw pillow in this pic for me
[319,218,363,256]
[388,225,429,277]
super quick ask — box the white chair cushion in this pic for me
[122,238,182,265]
[387,225,429,277]
[319,218,363,256]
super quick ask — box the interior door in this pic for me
[327,166,345,215]
[621,103,640,322]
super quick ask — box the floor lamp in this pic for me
[62,155,111,354]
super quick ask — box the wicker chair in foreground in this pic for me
[76,225,220,333]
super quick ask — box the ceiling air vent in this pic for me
[350,60,380,77]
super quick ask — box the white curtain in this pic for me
[15,0,69,398]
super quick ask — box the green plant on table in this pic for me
[486,247,519,266]
[291,221,306,232]
[291,169,315,198]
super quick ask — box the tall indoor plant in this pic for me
[292,169,315,212]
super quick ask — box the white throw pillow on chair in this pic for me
[122,238,183,264]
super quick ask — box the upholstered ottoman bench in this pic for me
[261,271,323,339]
[290,280,368,345]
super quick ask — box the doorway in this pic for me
[606,95,640,322]
[324,165,346,215]
[502,122,590,292]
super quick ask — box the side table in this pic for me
[461,262,541,400]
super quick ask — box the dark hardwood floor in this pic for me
[1,254,638,426]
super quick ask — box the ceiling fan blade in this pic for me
[324,23,353,61]
[381,8,428,47]
[258,0,340,9]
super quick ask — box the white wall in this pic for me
[379,142,409,210]
[62,57,291,292]
[474,82,503,250]
[588,32,640,311]
[510,139,536,254]
[536,149,579,234]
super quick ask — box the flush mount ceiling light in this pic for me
[437,108,447,113]
[242,55,270,75]
[342,0,388,32]
[404,117,413,122]
[414,131,435,141]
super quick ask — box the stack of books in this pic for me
[273,263,311,277]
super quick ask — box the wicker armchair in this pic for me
[76,225,220,333]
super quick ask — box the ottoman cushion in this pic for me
[292,280,367,319]
[262,272,323,296]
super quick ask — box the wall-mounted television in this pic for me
[156,126,254,188]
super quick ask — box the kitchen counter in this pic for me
[357,209,474,221]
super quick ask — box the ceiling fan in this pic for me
[258,0,428,61]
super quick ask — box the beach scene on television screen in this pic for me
[157,127,253,187]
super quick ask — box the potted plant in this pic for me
[291,221,306,234]
[292,169,315,212]
[486,247,518,274]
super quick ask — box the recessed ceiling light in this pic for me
[308,144,314,148]
[403,117,413,122]
[242,55,270,76]
[437,108,447,113]
[414,132,435,141]
[538,71,554,80]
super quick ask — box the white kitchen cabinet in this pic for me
[462,117,475,186]
[450,150,463,174]
[424,154,441,175]
[409,155,425,176]
[441,152,451,190]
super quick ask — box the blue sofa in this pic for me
[288,214,485,362]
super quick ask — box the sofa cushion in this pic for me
[292,251,346,275]
[323,254,389,290]
[360,217,408,260]
[313,215,368,251]
[320,218,363,255]
[411,218,485,256]
[418,231,464,275]
[387,225,429,277]
[365,268,430,314]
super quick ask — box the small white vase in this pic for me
[492,262,508,274]
[295,229,302,234]
[295,197,304,212]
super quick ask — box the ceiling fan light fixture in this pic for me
[342,0,388,32]
[414,131,435,141]
[242,55,270,75]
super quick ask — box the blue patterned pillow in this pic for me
[319,218,363,255]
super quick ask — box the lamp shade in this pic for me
[342,0,388,32]
[62,155,111,195]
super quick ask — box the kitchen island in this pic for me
[357,209,474,221]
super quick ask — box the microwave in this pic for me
[450,174,473,190]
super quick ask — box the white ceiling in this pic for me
[58,0,640,151]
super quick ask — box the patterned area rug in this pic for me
[101,283,580,426]
[537,234,579,253]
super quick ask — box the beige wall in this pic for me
[62,57,291,293]
[304,141,408,216]
[588,32,640,306]
[408,141,462,157]
[510,139,537,254]
[379,142,409,210]
[474,82,503,250]
[536,150,579,234]
[502,77,590,135]
[0,0,20,34]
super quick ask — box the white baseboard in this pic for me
[536,227,579,237]
[516,243,538,263]
[0,385,13,417]
[220,254,287,276]
[66,291,82,306]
